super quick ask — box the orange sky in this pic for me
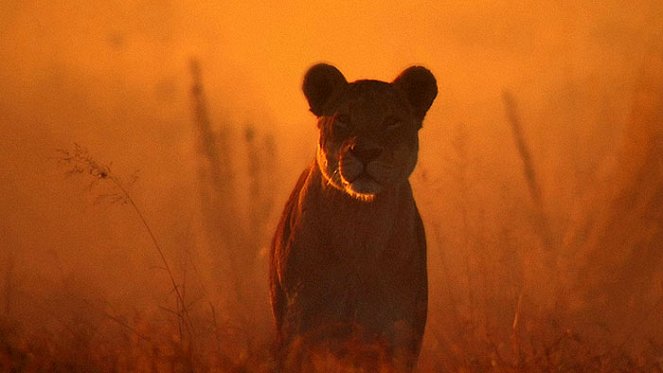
[5,0,661,127]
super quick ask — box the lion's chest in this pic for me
[312,183,418,263]
[324,214,393,259]
[298,190,419,315]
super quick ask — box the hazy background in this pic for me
[1,1,662,370]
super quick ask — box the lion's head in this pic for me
[303,64,437,201]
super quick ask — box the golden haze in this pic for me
[1,0,662,370]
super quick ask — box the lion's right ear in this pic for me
[393,66,437,122]
[303,64,347,116]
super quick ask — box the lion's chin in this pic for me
[343,176,382,202]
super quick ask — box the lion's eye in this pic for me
[335,114,351,126]
[384,117,403,130]
[333,114,351,132]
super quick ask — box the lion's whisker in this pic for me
[328,168,340,186]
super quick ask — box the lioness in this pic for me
[270,64,437,371]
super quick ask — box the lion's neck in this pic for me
[301,163,418,259]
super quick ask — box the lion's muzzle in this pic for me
[338,139,385,198]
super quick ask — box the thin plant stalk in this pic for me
[503,91,558,272]
[56,145,194,340]
[110,176,194,338]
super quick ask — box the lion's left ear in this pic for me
[303,63,348,117]
[393,66,438,122]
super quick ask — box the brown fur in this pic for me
[270,64,437,371]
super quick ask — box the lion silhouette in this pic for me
[270,63,437,371]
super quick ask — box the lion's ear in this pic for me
[393,66,438,122]
[303,63,347,116]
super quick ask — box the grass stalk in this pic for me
[503,91,558,275]
[56,144,194,341]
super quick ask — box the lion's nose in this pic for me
[349,142,383,163]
